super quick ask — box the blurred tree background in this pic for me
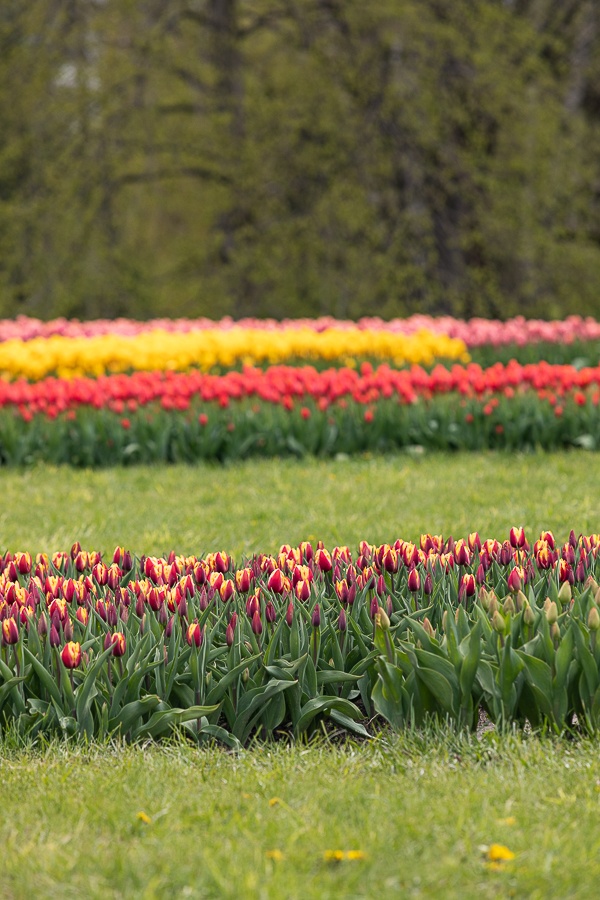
[1,0,600,321]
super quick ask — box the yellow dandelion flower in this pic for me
[346,850,367,861]
[324,850,345,863]
[265,849,284,861]
[268,797,282,807]
[487,844,515,862]
[136,811,152,824]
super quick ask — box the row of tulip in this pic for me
[0,529,599,742]
[0,362,598,463]
[0,327,468,382]
[1,313,598,347]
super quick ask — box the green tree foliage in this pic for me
[1,0,600,320]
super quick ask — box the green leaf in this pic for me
[132,704,219,740]
[295,697,362,735]
[108,695,161,735]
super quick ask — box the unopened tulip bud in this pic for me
[550,621,560,645]
[61,641,82,669]
[588,605,600,632]
[492,610,505,634]
[285,601,294,627]
[423,573,433,595]
[507,568,522,594]
[545,601,558,625]
[370,596,379,620]
[63,617,74,641]
[423,617,435,638]
[515,590,527,612]
[165,615,174,638]
[502,596,515,616]
[558,581,572,605]
[479,587,490,611]
[265,600,276,624]
[311,604,321,628]
[252,610,263,636]
[242,667,250,683]
[523,603,535,626]
[37,613,48,637]
[376,607,390,629]
[49,623,60,648]
[338,609,347,632]
[585,576,599,594]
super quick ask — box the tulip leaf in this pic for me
[22,647,62,708]
[232,679,295,742]
[295,696,363,736]
[108,695,162,735]
[132,704,219,740]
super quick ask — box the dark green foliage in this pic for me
[2,1,600,320]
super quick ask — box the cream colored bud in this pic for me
[558,582,572,605]
[503,596,515,616]
[588,606,600,632]
[545,601,558,625]
[492,610,505,634]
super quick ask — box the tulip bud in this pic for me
[502,596,515,616]
[507,568,522,594]
[285,601,294,627]
[545,601,558,625]
[338,608,347,632]
[49,623,60,647]
[558,581,572,605]
[165,615,174,638]
[370,596,379,620]
[61,640,82,669]
[492,610,505,634]
[479,587,490,611]
[423,573,433,595]
[423,617,435,638]
[375,607,390,629]
[265,600,276,624]
[311,604,321,628]
[588,606,600,632]
[242,667,250,683]
[515,590,527,612]
[523,603,535,626]
[63,617,74,641]
[226,622,235,647]
[550,621,561,645]
[251,609,263,636]
[37,613,48,637]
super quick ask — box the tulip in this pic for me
[509,526,526,549]
[111,632,127,657]
[1,617,18,645]
[311,604,321,628]
[61,641,82,669]
[315,549,332,573]
[267,568,286,594]
[507,568,522,594]
[186,621,203,647]
[265,600,276,624]
[338,608,347,632]
[285,601,294,627]
[251,609,263,636]
[407,568,421,593]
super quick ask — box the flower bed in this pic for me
[1,529,599,743]
[0,361,598,464]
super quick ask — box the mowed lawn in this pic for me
[1,451,600,899]
[0,450,597,557]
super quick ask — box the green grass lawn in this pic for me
[2,450,600,898]
[0,450,597,557]
[2,732,599,899]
